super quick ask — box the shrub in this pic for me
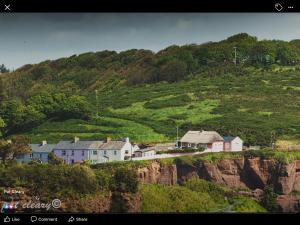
[111,167,139,193]
[156,148,204,154]
[260,185,279,212]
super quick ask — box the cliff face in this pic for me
[137,157,300,212]
[137,161,177,185]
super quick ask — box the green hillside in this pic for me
[140,178,266,212]
[0,33,300,145]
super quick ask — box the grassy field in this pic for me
[25,117,168,144]
[158,149,300,166]
[140,178,266,212]
[23,70,300,145]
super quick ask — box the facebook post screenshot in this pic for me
[0,0,299,224]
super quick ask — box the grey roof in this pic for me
[180,130,224,144]
[223,136,236,142]
[100,141,126,150]
[54,140,104,150]
[30,144,56,153]
[54,140,127,150]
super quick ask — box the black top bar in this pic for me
[0,0,299,12]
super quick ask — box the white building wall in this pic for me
[211,141,224,152]
[89,150,108,164]
[87,141,134,164]
[122,142,133,159]
[230,137,243,151]
[103,149,122,162]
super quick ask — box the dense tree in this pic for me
[0,139,12,163]
[48,152,64,165]
[0,64,9,73]
[0,91,92,136]
[0,78,7,101]
[159,60,188,82]
[1,99,45,135]
[9,135,32,160]
[28,92,92,120]
[62,95,92,120]
[112,167,139,193]
[260,185,278,212]
[276,44,299,65]
[0,117,5,137]
[0,136,31,162]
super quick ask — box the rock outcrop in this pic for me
[137,161,177,185]
[137,157,300,212]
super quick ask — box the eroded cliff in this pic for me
[137,157,300,212]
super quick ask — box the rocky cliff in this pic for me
[137,157,300,212]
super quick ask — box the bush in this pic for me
[48,152,64,165]
[260,185,279,212]
[157,148,204,154]
[111,167,139,193]
[0,164,100,196]
[144,94,191,109]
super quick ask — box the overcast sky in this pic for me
[1,13,300,70]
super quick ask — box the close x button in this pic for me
[4,4,11,11]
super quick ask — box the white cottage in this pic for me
[53,137,135,164]
[179,130,224,152]
[223,136,243,152]
[178,130,243,152]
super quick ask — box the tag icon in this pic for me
[275,3,283,11]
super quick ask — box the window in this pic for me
[71,159,75,164]
[93,150,97,155]
[30,154,33,158]
[82,150,85,156]
[71,150,74,156]
[114,150,117,155]
[62,150,66,156]
[125,150,129,154]
[104,150,107,155]
[40,154,42,158]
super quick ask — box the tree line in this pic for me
[127,33,300,84]
[0,91,92,137]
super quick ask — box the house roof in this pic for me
[54,140,105,150]
[223,136,236,142]
[100,141,126,150]
[54,140,127,150]
[30,144,56,153]
[180,130,224,144]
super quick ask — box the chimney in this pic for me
[74,136,79,143]
[41,140,47,146]
[106,137,111,143]
[124,137,129,143]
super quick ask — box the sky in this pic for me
[1,13,300,70]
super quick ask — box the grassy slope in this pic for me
[25,68,300,145]
[25,117,167,144]
[140,178,266,213]
[157,149,300,165]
